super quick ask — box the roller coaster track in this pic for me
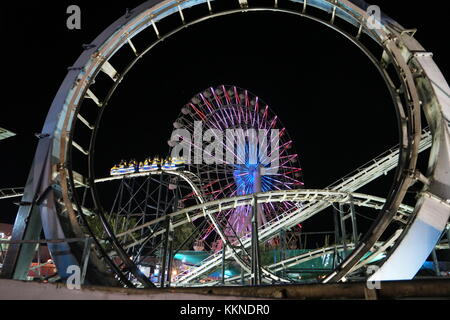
[0,130,433,284]
[205,244,358,286]
[0,129,434,285]
[119,190,414,241]
[95,170,206,204]
[0,188,25,200]
[114,188,416,285]
[0,129,431,202]
[0,170,206,204]
[173,236,404,287]
[170,191,408,284]
[0,187,99,217]
[172,129,433,284]
[178,223,449,287]
[200,229,405,286]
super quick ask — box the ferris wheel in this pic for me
[168,85,304,247]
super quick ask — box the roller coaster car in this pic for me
[162,157,177,171]
[110,166,120,176]
[150,157,161,171]
[126,161,138,174]
[110,162,128,176]
[140,159,151,172]
[117,165,128,175]
[140,157,160,172]
[172,157,186,169]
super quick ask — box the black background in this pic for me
[0,0,448,242]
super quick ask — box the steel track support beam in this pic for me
[251,194,262,285]
[221,243,226,285]
[1,204,41,280]
[160,216,173,288]
[447,227,450,249]
[431,249,440,276]
[338,203,348,257]
[280,229,286,278]
[167,181,179,287]
[166,227,174,287]
[1,138,80,281]
[349,196,359,244]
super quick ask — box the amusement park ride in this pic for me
[110,157,185,175]
[1,0,450,291]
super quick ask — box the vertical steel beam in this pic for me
[280,229,286,278]
[160,216,171,288]
[333,206,341,267]
[166,226,174,287]
[4,205,42,280]
[1,137,80,281]
[447,227,450,249]
[349,195,359,244]
[431,249,440,276]
[221,244,226,285]
[251,166,262,285]
[333,205,340,244]
[251,195,261,285]
[80,237,92,284]
[339,203,348,254]
[167,181,179,287]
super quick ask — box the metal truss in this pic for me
[0,188,25,200]
[171,128,431,284]
[171,189,412,284]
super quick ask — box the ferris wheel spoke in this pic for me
[251,96,259,128]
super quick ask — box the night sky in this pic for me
[0,1,448,244]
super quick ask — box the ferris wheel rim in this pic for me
[169,84,304,240]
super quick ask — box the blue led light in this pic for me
[233,141,275,195]
[233,162,274,195]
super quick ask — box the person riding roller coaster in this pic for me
[140,156,160,172]
[172,157,185,168]
[162,156,185,170]
[126,159,138,174]
[110,160,126,176]
[110,164,119,176]
[110,159,135,176]
[150,156,161,171]
[109,156,185,176]
[162,157,176,170]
